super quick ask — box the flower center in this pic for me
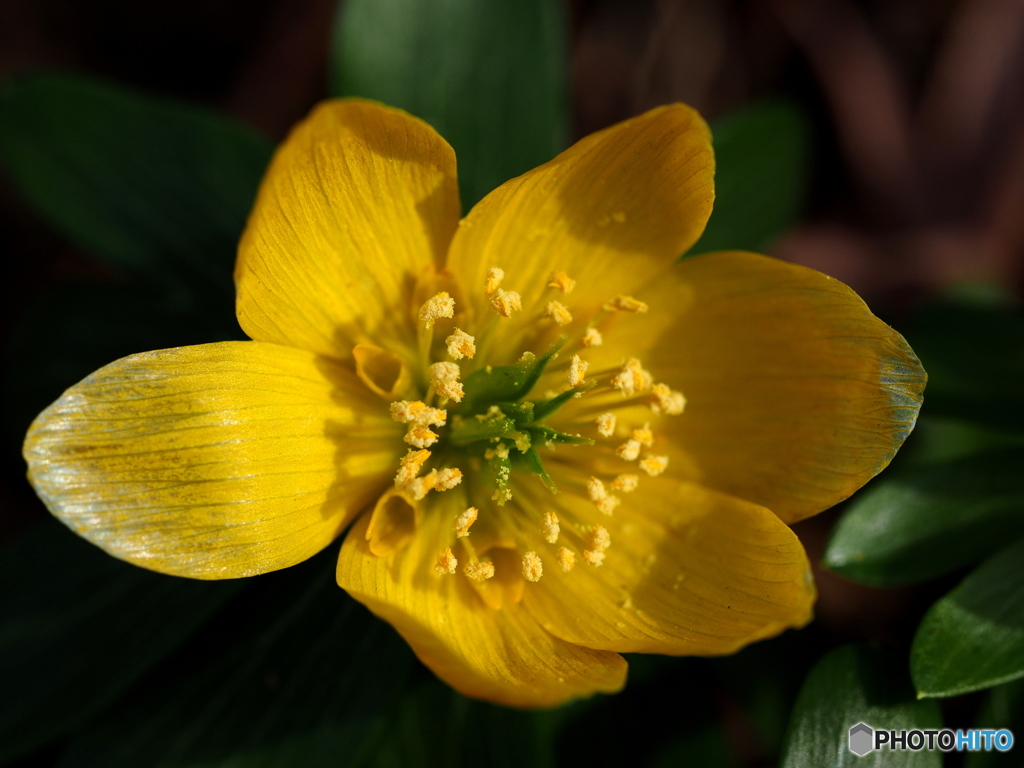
[379,266,687,588]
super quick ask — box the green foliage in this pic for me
[824,448,1024,586]
[0,72,272,299]
[912,538,1024,698]
[0,521,240,764]
[57,550,413,768]
[686,100,809,256]
[780,645,942,768]
[331,0,568,210]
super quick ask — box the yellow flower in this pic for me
[23,100,926,708]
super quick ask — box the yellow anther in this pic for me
[603,295,649,313]
[522,551,543,582]
[595,413,616,437]
[404,425,438,448]
[434,547,457,575]
[484,267,505,296]
[616,439,642,461]
[639,455,669,476]
[464,560,495,581]
[632,423,654,447]
[429,362,464,402]
[394,449,431,491]
[445,328,476,360]
[611,358,652,396]
[490,289,522,318]
[454,506,478,538]
[651,383,687,415]
[542,511,560,544]
[419,292,455,327]
[582,327,603,347]
[407,473,437,501]
[557,547,576,571]
[547,270,575,293]
[434,467,463,491]
[545,300,573,326]
[611,474,639,492]
[595,495,620,515]
[583,525,611,567]
[390,400,447,427]
[569,355,589,388]
[587,476,608,502]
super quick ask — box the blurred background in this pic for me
[1,1,1023,766]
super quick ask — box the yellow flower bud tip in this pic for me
[639,455,669,476]
[557,547,576,572]
[522,551,543,582]
[445,328,476,360]
[603,295,649,313]
[419,292,455,327]
[547,270,575,293]
[632,423,654,447]
[545,301,573,326]
[595,413,616,437]
[434,547,457,575]
[611,473,639,492]
[542,511,560,544]
[490,289,522,318]
[569,355,588,388]
[464,559,495,581]
[429,362,464,402]
[454,506,478,538]
[616,439,641,461]
[484,267,505,296]
[582,326,603,347]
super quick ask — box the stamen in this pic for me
[522,551,543,582]
[404,425,438,448]
[651,383,687,415]
[464,559,495,581]
[616,439,641,461]
[446,328,476,360]
[434,467,463,491]
[545,301,573,326]
[632,423,654,447]
[587,477,608,503]
[557,547,576,571]
[454,506,478,538]
[490,289,522,318]
[583,525,611,567]
[595,413,616,437]
[582,327,603,347]
[429,362,464,402]
[394,449,431,491]
[596,496,620,515]
[484,267,505,296]
[639,455,669,476]
[611,474,639,492]
[390,400,446,427]
[603,295,649,313]
[547,270,575,293]
[419,292,455,327]
[542,511,560,544]
[569,355,589,388]
[434,547,457,575]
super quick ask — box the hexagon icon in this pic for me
[849,722,874,756]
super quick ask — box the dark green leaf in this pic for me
[686,100,809,256]
[332,0,568,210]
[823,449,1024,586]
[900,416,1024,468]
[0,72,272,297]
[0,520,240,764]
[912,538,1024,698]
[780,644,942,768]
[357,679,560,768]
[903,303,1024,432]
[459,338,565,409]
[58,550,413,768]
[964,680,1024,768]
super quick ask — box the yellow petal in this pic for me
[627,251,925,523]
[337,494,627,708]
[517,468,815,655]
[236,99,461,362]
[446,103,713,360]
[24,342,401,579]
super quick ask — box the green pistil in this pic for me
[446,337,594,503]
